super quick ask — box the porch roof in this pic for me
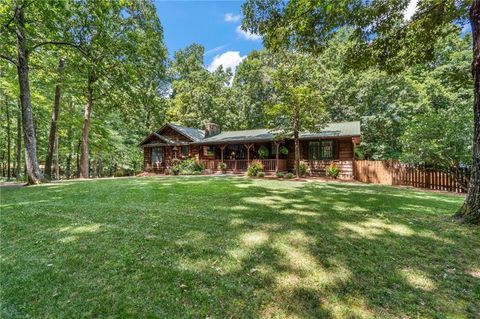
[196,121,361,145]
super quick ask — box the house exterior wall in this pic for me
[143,136,357,178]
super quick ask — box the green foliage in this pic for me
[257,171,265,178]
[326,164,340,179]
[217,162,227,172]
[246,160,264,176]
[242,0,468,71]
[169,159,203,175]
[296,162,308,177]
[167,44,235,128]
[285,172,294,179]
[257,145,269,159]
[279,146,288,155]
[276,171,285,178]
[170,166,180,176]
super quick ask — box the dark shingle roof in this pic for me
[141,121,361,146]
[199,128,273,144]
[198,121,361,144]
[167,123,205,142]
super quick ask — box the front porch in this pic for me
[200,158,287,172]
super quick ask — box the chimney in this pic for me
[204,123,220,138]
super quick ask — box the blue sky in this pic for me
[155,1,263,71]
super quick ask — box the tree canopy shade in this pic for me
[242,0,479,223]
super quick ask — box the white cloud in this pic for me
[225,13,241,22]
[404,0,418,21]
[207,51,246,73]
[235,25,262,41]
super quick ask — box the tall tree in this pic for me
[231,50,275,129]
[242,0,479,223]
[267,52,328,177]
[64,0,166,178]
[44,58,65,180]
[168,44,233,128]
[1,0,80,184]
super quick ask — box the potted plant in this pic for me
[258,145,269,159]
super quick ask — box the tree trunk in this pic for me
[6,97,11,180]
[54,135,60,180]
[15,108,21,181]
[76,139,81,178]
[456,0,480,224]
[14,5,43,184]
[275,142,279,173]
[294,131,300,178]
[293,113,300,178]
[80,71,95,178]
[1,151,4,177]
[45,58,65,180]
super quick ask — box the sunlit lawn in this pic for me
[1,176,479,318]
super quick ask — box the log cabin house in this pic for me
[139,121,361,179]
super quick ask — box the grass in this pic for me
[1,176,479,318]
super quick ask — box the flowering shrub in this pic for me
[246,160,264,177]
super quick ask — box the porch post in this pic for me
[274,142,280,173]
[244,144,254,164]
[219,144,226,163]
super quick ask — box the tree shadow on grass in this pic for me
[1,176,478,318]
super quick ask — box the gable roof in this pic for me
[167,123,205,142]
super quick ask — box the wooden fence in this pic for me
[354,160,470,193]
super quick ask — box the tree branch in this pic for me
[0,54,17,66]
[32,41,88,56]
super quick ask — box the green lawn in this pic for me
[1,177,479,318]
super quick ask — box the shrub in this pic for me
[276,172,285,178]
[217,162,227,172]
[192,171,201,175]
[170,158,181,167]
[170,165,180,175]
[169,159,203,175]
[164,168,170,175]
[257,171,265,178]
[285,172,294,179]
[296,162,308,177]
[258,145,269,159]
[246,160,264,177]
[279,146,289,155]
[326,163,340,179]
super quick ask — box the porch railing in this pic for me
[200,159,286,172]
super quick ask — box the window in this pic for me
[321,140,333,159]
[308,140,333,160]
[152,147,163,163]
[182,145,188,157]
[308,142,321,160]
[203,146,215,156]
[226,144,245,159]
